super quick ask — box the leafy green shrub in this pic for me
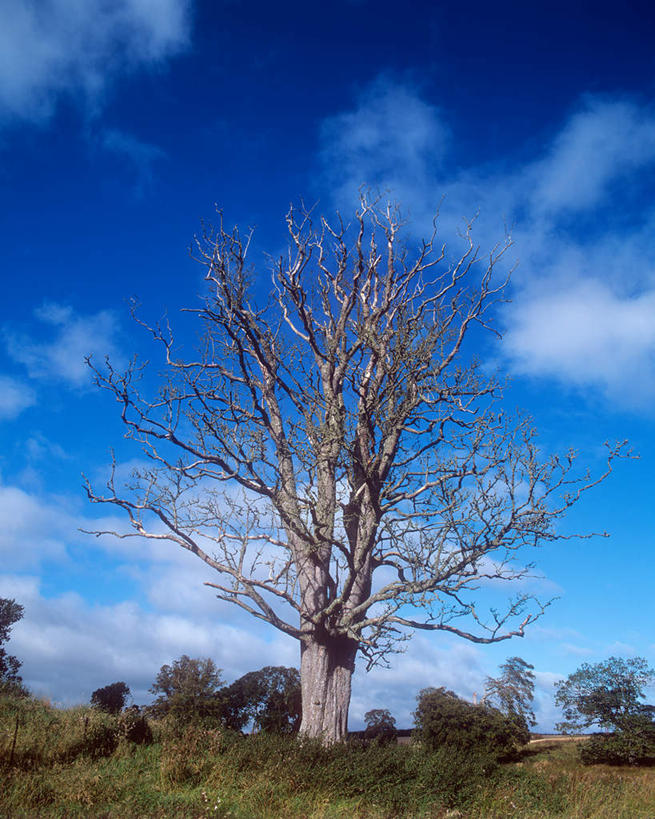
[580,727,655,766]
[65,712,119,760]
[414,686,529,760]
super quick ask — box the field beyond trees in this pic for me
[2,695,655,818]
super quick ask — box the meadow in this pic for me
[2,694,655,818]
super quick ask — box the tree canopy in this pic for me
[87,195,620,741]
[0,598,25,694]
[149,655,224,721]
[221,666,301,733]
[484,656,536,727]
[91,681,131,714]
[363,708,397,743]
[555,656,655,734]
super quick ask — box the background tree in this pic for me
[221,666,301,733]
[484,656,536,728]
[0,598,26,695]
[413,686,529,759]
[87,196,620,742]
[363,708,397,743]
[555,656,655,734]
[91,681,131,714]
[149,655,224,722]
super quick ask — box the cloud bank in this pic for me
[320,82,655,407]
[5,302,123,388]
[0,0,191,124]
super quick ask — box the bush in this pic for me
[580,726,655,766]
[90,681,130,715]
[159,721,234,787]
[414,686,529,760]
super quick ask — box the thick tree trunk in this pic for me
[298,634,358,743]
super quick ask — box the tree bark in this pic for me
[298,633,358,743]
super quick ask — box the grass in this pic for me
[2,695,655,817]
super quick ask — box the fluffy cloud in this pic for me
[0,0,191,124]
[0,573,296,706]
[0,375,36,419]
[527,98,655,217]
[0,479,299,704]
[6,302,123,388]
[503,280,655,403]
[0,485,69,568]
[320,77,449,221]
[0,478,572,728]
[319,80,655,406]
[350,637,485,728]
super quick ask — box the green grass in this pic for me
[2,695,655,818]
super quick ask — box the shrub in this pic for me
[90,681,130,715]
[414,686,529,760]
[204,731,496,811]
[580,725,655,766]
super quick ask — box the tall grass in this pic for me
[2,694,655,817]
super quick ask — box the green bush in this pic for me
[413,686,529,760]
[580,728,655,766]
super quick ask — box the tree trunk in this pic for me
[298,634,358,743]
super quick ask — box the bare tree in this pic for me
[86,195,619,742]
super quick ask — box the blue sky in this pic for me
[1,0,654,729]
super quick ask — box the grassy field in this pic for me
[2,695,655,818]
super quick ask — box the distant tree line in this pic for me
[90,656,301,735]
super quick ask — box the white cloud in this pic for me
[319,81,655,407]
[6,302,122,388]
[0,374,36,419]
[0,485,70,568]
[24,433,69,462]
[0,572,296,706]
[0,478,593,729]
[0,0,191,125]
[504,280,655,403]
[527,98,655,217]
[350,636,485,729]
[320,76,449,223]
